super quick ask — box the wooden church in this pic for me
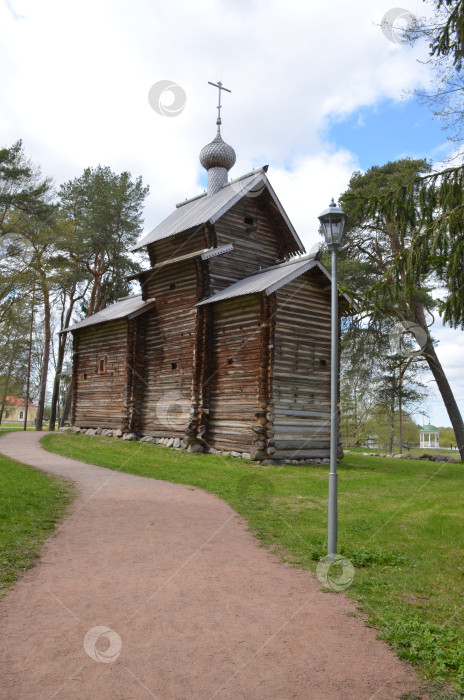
[65,86,345,461]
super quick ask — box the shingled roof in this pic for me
[61,295,156,333]
[197,254,326,305]
[197,253,355,309]
[132,168,305,253]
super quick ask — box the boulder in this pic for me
[113,429,123,438]
[86,428,96,435]
[122,432,137,441]
[230,451,241,458]
[241,453,251,460]
[166,438,174,448]
[106,430,113,437]
[173,438,181,448]
[140,436,153,443]
[187,443,204,453]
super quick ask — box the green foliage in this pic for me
[362,162,464,328]
[0,450,75,594]
[0,140,54,235]
[59,165,149,313]
[337,156,464,461]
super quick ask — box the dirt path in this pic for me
[0,432,424,699]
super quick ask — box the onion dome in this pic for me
[199,132,236,196]
[199,133,236,171]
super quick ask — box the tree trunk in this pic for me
[48,337,65,431]
[60,377,72,427]
[389,376,395,454]
[35,281,51,431]
[398,390,403,455]
[414,302,464,461]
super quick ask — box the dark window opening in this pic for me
[170,283,176,290]
[97,356,107,375]
[319,359,327,368]
[244,215,254,226]
[227,358,233,365]
[171,362,177,370]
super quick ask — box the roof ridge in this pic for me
[175,166,269,209]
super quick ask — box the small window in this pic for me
[19,411,24,420]
[97,356,107,375]
[244,215,254,226]
[171,362,177,370]
[227,358,233,365]
[319,359,327,368]
[79,372,87,381]
[169,283,176,290]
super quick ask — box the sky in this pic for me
[0,0,462,429]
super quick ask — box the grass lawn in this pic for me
[0,449,76,595]
[346,446,461,458]
[42,433,464,696]
[0,426,37,432]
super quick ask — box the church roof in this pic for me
[61,294,156,333]
[197,254,329,305]
[132,168,305,253]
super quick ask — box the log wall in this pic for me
[271,272,332,459]
[206,295,262,452]
[73,319,131,429]
[134,259,198,437]
[146,227,207,269]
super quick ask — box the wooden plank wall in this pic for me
[73,320,129,429]
[206,295,262,453]
[271,272,332,459]
[134,259,198,438]
[146,227,207,269]
[210,195,296,292]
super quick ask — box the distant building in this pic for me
[420,424,439,449]
[2,396,38,424]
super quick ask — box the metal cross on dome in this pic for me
[208,80,231,133]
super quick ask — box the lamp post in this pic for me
[318,199,347,556]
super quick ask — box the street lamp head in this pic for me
[318,198,347,249]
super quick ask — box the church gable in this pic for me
[208,189,302,292]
